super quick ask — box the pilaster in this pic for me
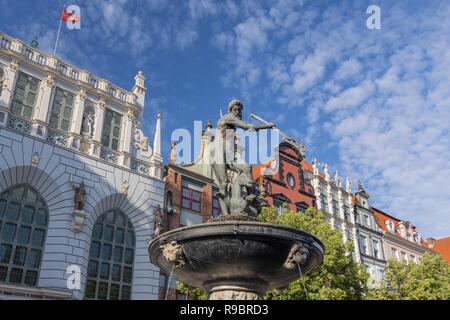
[32,74,54,138]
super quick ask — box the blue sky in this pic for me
[1,0,449,239]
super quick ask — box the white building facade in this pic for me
[0,32,164,299]
[309,160,386,285]
[372,207,428,264]
[352,184,386,286]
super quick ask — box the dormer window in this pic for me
[385,219,395,232]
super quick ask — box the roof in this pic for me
[422,237,450,264]
[372,207,401,235]
[372,207,417,239]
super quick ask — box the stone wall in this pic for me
[0,126,164,299]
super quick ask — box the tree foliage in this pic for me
[366,253,450,300]
[260,206,369,300]
[177,281,208,300]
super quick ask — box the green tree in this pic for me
[177,282,208,300]
[260,206,369,300]
[367,253,450,300]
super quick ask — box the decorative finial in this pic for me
[358,179,363,191]
[334,169,341,187]
[206,119,212,130]
[323,163,330,181]
[312,158,319,175]
[345,177,351,193]
[169,141,177,163]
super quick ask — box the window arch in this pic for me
[0,184,48,286]
[85,209,135,300]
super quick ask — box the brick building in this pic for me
[159,123,218,300]
[252,141,315,214]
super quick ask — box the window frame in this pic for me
[0,184,48,287]
[11,72,40,119]
[101,108,122,151]
[181,187,201,213]
[358,235,367,255]
[84,209,135,300]
[48,87,75,132]
[212,196,221,217]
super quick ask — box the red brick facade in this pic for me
[253,142,315,212]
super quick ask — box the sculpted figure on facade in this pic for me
[73,182,86,211]
[81,105,95,138]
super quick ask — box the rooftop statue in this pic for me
[210,99,274,217]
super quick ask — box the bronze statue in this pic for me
[210,100,274,216]
[73,182,86,211]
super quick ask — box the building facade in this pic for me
[0,32,164,299]
[254,142,387,285]
[159,122,217,300]
[352,184,386,285]
[372,207,428,264]
[252,141,315,215]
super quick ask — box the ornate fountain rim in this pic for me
[149,220,325,255]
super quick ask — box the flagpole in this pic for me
[53,3,65,56]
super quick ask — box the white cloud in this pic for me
[324,80,375,111]
[210,1,450,238]
[334,58,362,80]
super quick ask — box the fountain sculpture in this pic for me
[148,100,324,300]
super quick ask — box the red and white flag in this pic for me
[60,8,80,24]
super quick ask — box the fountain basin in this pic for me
[148,221,324,300]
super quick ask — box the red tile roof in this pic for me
[422,237,450,264]
[372,207,402,237]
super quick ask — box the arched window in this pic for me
[0,185,48,286]
[85,209,135,300]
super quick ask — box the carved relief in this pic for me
[121,180,129,195]
[31,152,40,167]
[209,291,260,300]
[283,242,309,269]
[45,75,55,87]
[72,209,86,234]
[133,127,149,151]
[160,241,186,268]
[8,60,18,72]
